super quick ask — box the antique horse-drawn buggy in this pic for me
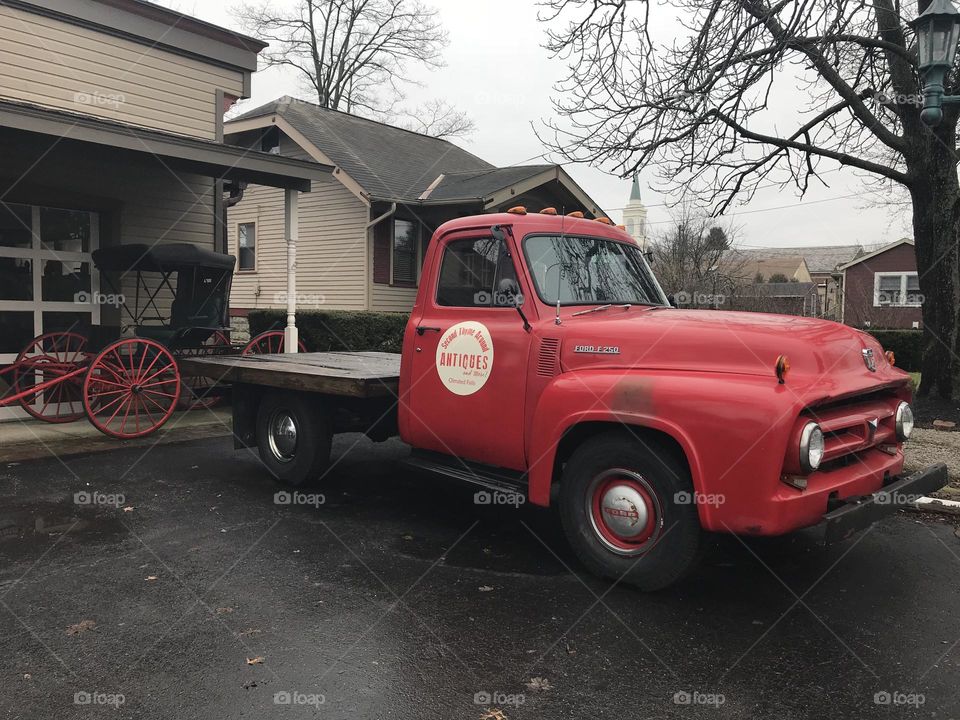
[0,243,302,439]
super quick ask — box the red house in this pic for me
[839,239,922,329]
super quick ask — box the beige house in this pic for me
[0,0,330,418]
[222,97,605,316]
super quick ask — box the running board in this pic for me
[401,452,528,498]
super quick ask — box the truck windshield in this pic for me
[523,234,666,306]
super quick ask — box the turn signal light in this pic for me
[775,354,790,384]
[567,211,584,218]
[507,206,527,215]
[540,207,557,215]
[885,350,896,366]
[595,217,613,225]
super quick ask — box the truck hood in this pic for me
[556,307,891,384]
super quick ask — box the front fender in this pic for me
[526,369,806,531]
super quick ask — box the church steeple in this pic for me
[623,175,648,249]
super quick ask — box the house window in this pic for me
[392,219,419,285]
[238,223,256,271]
[874,272,921,307]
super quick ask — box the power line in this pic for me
[642,191,865,225]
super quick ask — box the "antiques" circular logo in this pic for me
[435,321,495,396]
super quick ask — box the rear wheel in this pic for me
[255,392,331,486]
[559,432,702,591]
[14,331,89,422]
[242,331,307,355]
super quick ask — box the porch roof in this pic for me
[0,99,333,192]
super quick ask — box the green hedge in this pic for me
[247,309,408,353]
[868,329,922,372]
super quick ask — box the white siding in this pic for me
[0,5,244,139]
[228,180,369,312]
[370,282,418,313]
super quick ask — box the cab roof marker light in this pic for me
[595,217,613,225]
[540,207,558,215]
[507,206,527,215]
[567,211,584,218]
[885,350,896,366]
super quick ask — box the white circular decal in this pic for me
[435,321,495,396]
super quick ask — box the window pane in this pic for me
[0,203,32,248]
[41,260,92,302]
[0,256,33,300]
[238,223,255,270]
[437,236,517,307]
[41,311,91,336]
[877,275,901,305]
[906,275,922,304]
[40,207,91,253]
[393,219,417,284]
[0,311,34,354]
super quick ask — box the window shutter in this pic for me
[373,219,390,284]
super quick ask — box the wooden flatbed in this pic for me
[178,351,401,398]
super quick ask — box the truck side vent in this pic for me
[536,338,561,377]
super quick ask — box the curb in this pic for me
[912,496,960,517]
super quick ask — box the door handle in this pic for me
[416,326,441,335]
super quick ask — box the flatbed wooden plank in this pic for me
[178,351,401,398]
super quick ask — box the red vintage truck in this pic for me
[182,208,947,590]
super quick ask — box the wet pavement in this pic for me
[1,435,958,719]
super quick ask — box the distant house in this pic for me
[735,245,863,319]
[223,97,605,316]
[839,239,921,329]
[742,256,812,284]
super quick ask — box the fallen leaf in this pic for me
[238,628,261,638]
[402,534,414,541]
[145,576,158,582]
[242,679,258,689]
[479,585,494,592]
[122,506,134,513]
[480,710,508,720]
[66,620,96,636]
[246,656,265,665]
[525,677,552,692]
[23,674,31,680]
[216,607,234,615]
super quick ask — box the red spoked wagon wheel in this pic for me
[241,330,307,355]
[83,337,181,439]
[178,330,230,410]
[13,331,90,423]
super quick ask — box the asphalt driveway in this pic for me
[1,435,958,719]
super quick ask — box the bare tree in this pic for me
[539,0,960,402]
[234,0,448,115]
[651,210,744,307]
[397,99,477,139]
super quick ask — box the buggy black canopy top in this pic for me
[92,243,236,273]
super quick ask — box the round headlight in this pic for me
[799,422,824,473]
[896,402,914,441]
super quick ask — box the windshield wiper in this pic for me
[570,303,635,317]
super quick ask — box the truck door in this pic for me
[402,229,532,471]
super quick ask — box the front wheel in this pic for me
[559,432,702,591]
[255,392,331,486]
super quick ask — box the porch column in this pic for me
[284,188,299,353]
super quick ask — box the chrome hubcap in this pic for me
[599,484,650,539]
[586,469,662,556]
[267,410,298,463]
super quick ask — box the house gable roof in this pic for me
[423,165,556,202]
[229,96,494,200]
[837,238,914,271]
[738,244,864,273]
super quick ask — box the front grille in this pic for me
[806,391,899,468]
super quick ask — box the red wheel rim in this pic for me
[241,331,307,355]
[13,331,89,423]
[83,338,181,439]
[586,469,662,556]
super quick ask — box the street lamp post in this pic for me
[910,0,960,127]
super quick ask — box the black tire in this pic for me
[558,431,702,591]
[255,392,331,487]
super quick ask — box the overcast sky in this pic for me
[157,0,913,249]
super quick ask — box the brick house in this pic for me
[839,239,922,329]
